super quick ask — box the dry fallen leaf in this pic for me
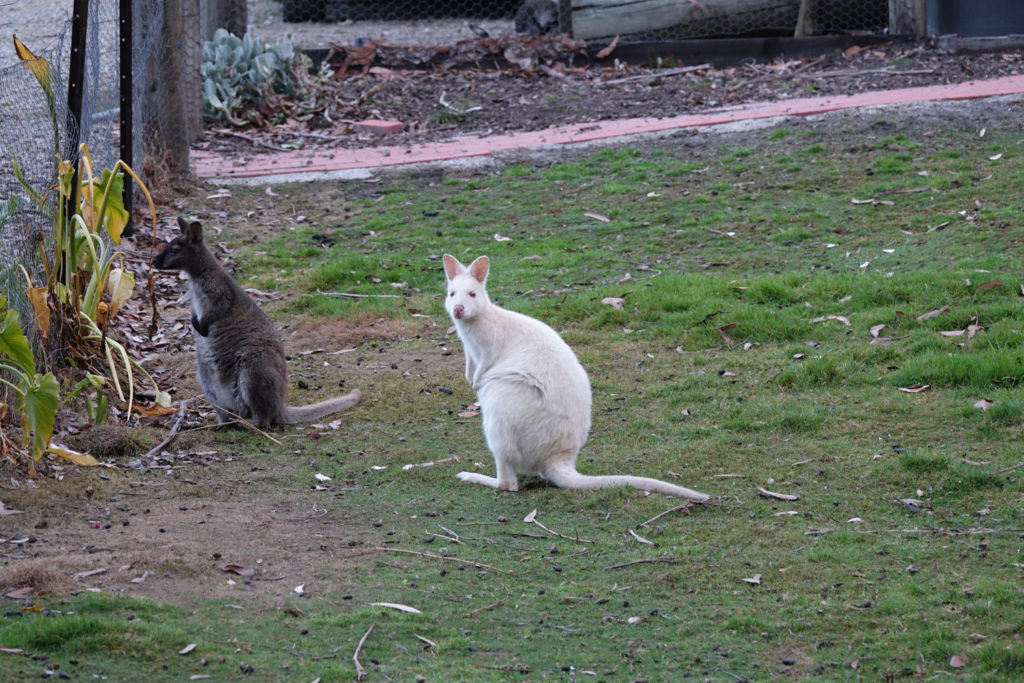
[179,643,197,655]
[595,35,619,59]
[523,508,538,523]
[601,297,626,309]
[869,324,885,338]
[372,602,422,614]
[584,211,610,223]
[813,314,851,326]
[741,574,762,585]
[0,501,22,516]
[221,564,255,578]
[916,305,950,321]
[973,398,994,410]
[897,385,930,393]
[950,653,968,669]
[493,233,512,242]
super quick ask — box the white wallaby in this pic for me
[443,254,709,501]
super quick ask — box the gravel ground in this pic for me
[247,0,516,49]
[0,0,72,67]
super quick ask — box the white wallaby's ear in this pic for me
[468,255,489,283]
[442,254,463,281]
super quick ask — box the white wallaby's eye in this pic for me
[469,291,476,298]
[448,291,454,297]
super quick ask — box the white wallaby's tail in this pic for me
[544,461,709,501]
[282,389,362,424]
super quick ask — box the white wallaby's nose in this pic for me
[453,304,465,319]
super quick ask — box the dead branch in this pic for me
[353,622,374,681]
[994,462,1024,475]
[461,599,504,618]
[315,288,403,299]
[376,546,509,573]
[142,399,190,459]
[524,509,594,543]
[194,396,284,445]
[598,63,711,87]
[636,502,695,528]
[604,557,676,570]
[212,128,292,152]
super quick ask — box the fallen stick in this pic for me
[462,599,504,618]
[604,557,675,570]
[598,63,711,86]
[353,622,374,681]
[524,509,594,543]
[376,547,508,573]
[636,502,695,528]
[142,399,190,459]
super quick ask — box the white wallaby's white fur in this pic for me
[443,254,709,501]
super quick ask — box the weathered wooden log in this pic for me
[571,0,881,41]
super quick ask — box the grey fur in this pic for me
[514,0,558,36]
[153,217,361,429]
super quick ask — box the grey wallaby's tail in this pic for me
[544,461,710,501]
[281,389,362,424]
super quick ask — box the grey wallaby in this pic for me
[153,217,361,429]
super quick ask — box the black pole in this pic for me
[119,0,134,229]
[65,0,89,222]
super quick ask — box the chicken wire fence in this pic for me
[272,0,890,42]
[0,0,198,349]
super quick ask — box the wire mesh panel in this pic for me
[261,0,889,43]
[0,14,75,349]
[0,0,186,348]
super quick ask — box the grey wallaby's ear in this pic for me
[442,254,463,281]
[177,216,188,233]
[468,255,489,283]
[186,221,204,245]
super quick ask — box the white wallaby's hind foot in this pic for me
[457,471,518,491]
[443,253,711,502]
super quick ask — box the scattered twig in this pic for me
[186,395,285,445]
[851,527,1024,535]
[142,399,190,459]
[799,67,936,79]
[376,547,508,573]
[315,288,403,299]
[604,557,676,570]
[994,462,1024,475]
[876,186,940,196]
[462,599,504,618]
[439,91,482,115]
[523,509,593,543]
[538,64,567,80]
[353,622,374,681]
[426,531,463,545]
[213,128,291,152]
[598,63,711,87]
[636,502,695,528]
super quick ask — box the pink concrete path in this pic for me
[193,74,1024,181]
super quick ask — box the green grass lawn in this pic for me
[3,110,1024,681]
